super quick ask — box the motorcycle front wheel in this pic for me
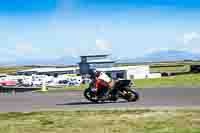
[84,88,99,103]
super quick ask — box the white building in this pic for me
[97,65,161,79]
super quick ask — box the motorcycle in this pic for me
[84,79,139,103]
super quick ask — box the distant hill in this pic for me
[2,50,200,66]
[0,56,80,66]
[118,50,200,63]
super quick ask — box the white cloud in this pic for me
[183,32,200,44]
[159,32,200,54]
[0,57,16,63]
[146,47,170,53]
[0,48,14,56]
[15,43,40,57]
[63,48,80,58]
[179,47,200,54]
[15,43,32,55]
[95,39,112,51]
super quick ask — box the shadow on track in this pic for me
[56,100,127,106]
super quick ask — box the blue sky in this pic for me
[1,0,200,64]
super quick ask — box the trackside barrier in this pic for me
[0,86,41,95]
[0,86,16,96]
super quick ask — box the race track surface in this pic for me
[0,88,200,112]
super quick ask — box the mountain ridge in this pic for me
[117,50,200,63]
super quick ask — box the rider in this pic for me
[95,71,113,99]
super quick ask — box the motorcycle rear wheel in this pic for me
[124,89,139,102]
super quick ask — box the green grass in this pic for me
[134,74,200,88]
[0,109,200,133]
[63,84,88,90]
[150,65,190,73]
[43,84,89,92]
[0,67,31,74]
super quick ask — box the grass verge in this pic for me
[150,65,190,73]
[39,84,88,92]
[0,109,200,133]
[134,74,200,88]
[0,67,31,74]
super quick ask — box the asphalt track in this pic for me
[0,88,200,112]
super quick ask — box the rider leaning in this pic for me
[95,71,114,98]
